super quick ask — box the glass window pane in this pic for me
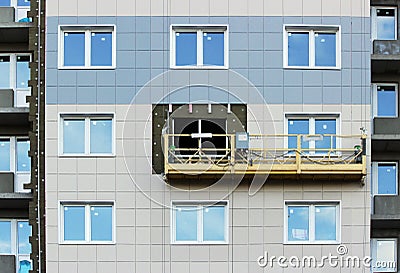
[17,0,29,6]
[90,119,112,154]
[0,140,10,171]
[0,221,11,253]
[315,206,336,241]
[175,206,197,241]
[63,119,85,154]
[287,206,309,241]
[18,221,31,254]
[64,206,85,241]
[176,32,197,66]
[91,206,113,241]
[288,32,309,66]
[378,164,397,194]
[91,32,112,66]
[0,56,10,88]
[376,240,396,272]
[17,140,30,172]
[315,119,336,151]
[203,32,224,66]
[377,9,396,40]
[0,0,10,6]
[64,32,85,66]
[18,260,31,273]
[16,56,30,89]
[315,33,336,67]
[203,206,225,241]
[288,119,309,150]
[377,86,397,117]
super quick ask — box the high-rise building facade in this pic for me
[45,0,371,272]
[0,0,44,272]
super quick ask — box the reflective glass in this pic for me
[64,32,85,66]
[16,56,30,89]
[287,206,309,241]
[203,32,224,66]
[91,32,112,66]
[315,206,336,241]
[378,164,397,194]
[63,119,85,154]
[315,119,336,151]
[315,33,336,67]
[90,119,112,154]
[19,260,31,273]
[376,240,396,270]
[0,0,10,6]
[0,140,10,171]
[17,221,31,254]
[0,221,11,253]
[288,119,309,150]
[377,9,396,40]
[288,32,309,66]
[90,206,113,241]
[203,206,225,241]
[17,140,30,172]
[64,206,85,241]
[0,56,10,88]
[175,206,197,241]
[17,0,29,6]
[377,86,397,117]
[176,32,197,66]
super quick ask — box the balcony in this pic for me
[163,133,367,180]
[372,195,400,229]
[0,255,16,273]
[371,40,400,74]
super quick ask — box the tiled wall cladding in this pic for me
[46,16,371,105]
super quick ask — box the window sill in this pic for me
[58,154,116,158]
[284,66,341,70]
[284,241,340,245]
[59,241,115,245]
[171,241,229,245]
[58,66,116,70]
[170,65,228,70]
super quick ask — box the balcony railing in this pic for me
[373,40,400,56]
[163,133,367,179]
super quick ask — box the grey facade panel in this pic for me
[0,255,15,273]
[46,16,370,105]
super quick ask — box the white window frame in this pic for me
[59,113,115,157]
[371,238,397,272]
[0,219,32,273]
[284,113,341,151]
[371,7,398,41]
[284,201,341,244]
[170,24,229,69]
[58,25,116,69]
[283,25,341,70]
[372,83,398,118]
[0,53,31,107]
[171,200,229,244]
[372,162,398,196]
[59,201,116,245]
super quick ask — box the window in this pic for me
[373,84,398,118]
[286,114,339,153]
[0,54,31,107]
[371,239,397,272]
[0,220,32,273]
[372,162,398,195]
[284,25,341,69]
[372,7,397,41]
[60,114,114,156]
[171,201,228,244]
[285,201,340,244]
[170,25,228,69]
[0,0,30,22]
[59,26,116,69]
[60,202,114,244]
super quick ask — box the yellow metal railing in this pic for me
[163,133,367,176]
